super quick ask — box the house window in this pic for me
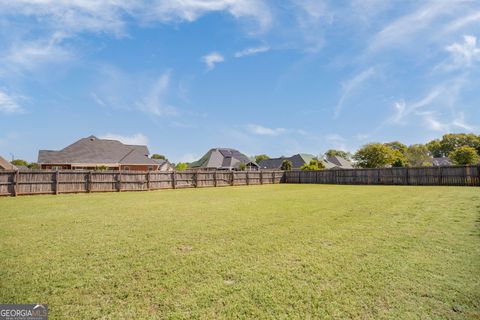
[123,166,130,171]
[52,166,61,170]
[148,166,153,171]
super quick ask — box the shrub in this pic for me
[301,159,325,171]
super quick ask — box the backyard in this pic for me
[0,184,479,319]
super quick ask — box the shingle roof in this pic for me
[259,154,353,170]
[38,135,158,165]
[0,156,17,170]
[258,154,317,169]
[190,148,257,170]
[432,157,452,166]
[326,156,353,169]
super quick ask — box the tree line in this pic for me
[8,133,480,171]
[254,133,480,170]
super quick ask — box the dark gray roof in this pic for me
[38,135,158,165]
[190,148,258,170]
[432,157,452,166]
[0,156,17,170]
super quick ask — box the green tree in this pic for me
[385,141,408,155]
[28,162,40,169]
[239,163,246,171]
[254,154,270,163]
[301,159,325,171]
[11,159,28,167]
[391,149,407,167]
[449,146,479,165]
[427,133,480,157]
[151,154,166,160]
[96,165,108,171]
[324,149,351,159]
[353,143,396,168]
[405,144,432,167]
[175,162,189,171]
[441,133,480,155]
[426,139,443,157]
[280,160,292,171]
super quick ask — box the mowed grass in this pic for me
[0,185,479,319]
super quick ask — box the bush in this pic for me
[301,159,325,171]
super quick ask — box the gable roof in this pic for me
[432,157,452,166]
[258,154,353,170]
[190,148,258,170]
[258,154,317,169]
[326,156,353,169]
[0,156,17,170]
[38,135,158,165]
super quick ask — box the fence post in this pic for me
[172,171,176,189]
[55,171,60,195]
[87,171,92,192]
[13,170,19,196]
[214,171,217,187]
[118,171,122,192]
[231,171,235,186]
[405,168,409,185]
[477,165,480,186]
[273,171,276,184]
[260,171,263,185]
[147,171,151,190]
[246,171,250,185]
[438,166,442,185]
[194,171,198,188]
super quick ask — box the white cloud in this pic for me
[444,35,480,69]
[246,124,286,136]
[3,32,72,73]
[202,52,224,70]
[335,67,375,118]
[445,11,480,32]
[100,133,149,145]
[234,46,270,58]
[90,92,107,107]
[147,0,272,30]
[0,90,25,114]
[325,134,347,151]
[0,0,272,36]
[92,66,178,117]
[422,112,475,132]
[367,1,471,53]
[136,72,178,116]
[390,88,442,124]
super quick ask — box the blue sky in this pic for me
[0,0,479,163]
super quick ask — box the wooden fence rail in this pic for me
[285,165,480,186]
[1,165,478,197]
[0,170,285,196]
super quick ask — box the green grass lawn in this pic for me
[1,185,479,319]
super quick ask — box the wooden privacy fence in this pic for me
[1,165,478,196]
[0,170,285,196]
[285,165,480,186]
